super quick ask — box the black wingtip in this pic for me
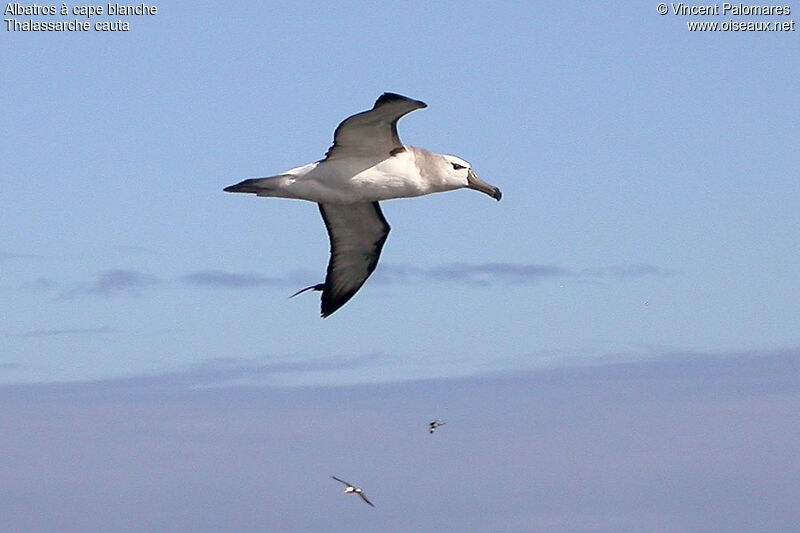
[320,292,356,319]
[375,92,427,109]
[224,179,259,194]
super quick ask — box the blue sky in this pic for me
[2,2,799,530]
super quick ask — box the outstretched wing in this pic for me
[358,492,375,507]
[310,202,390,318]
[323,92,427,161]
[331,476,351,486]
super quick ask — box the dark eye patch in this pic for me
[451,163,466,170]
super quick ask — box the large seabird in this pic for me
[224,93,502,317]
[429,419,446,434]
[330,476,375,507]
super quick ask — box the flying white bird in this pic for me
[331,476,375,507]
[224,93,502,317]
[429,419,446,434]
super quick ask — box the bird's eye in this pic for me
[452,163,466,170]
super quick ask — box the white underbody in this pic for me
[259,147,461,205]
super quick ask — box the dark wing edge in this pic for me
[331,476,350,486]
[358,492,375,507]
[323,93,427,161]
[316,202,391,318]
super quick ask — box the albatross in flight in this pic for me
[429,419,446,434]
[224,93,502,317]
[331,476,375,507]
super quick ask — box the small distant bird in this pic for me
[331,476,375,507]
[224,93,502,318]
[429,420,446,434]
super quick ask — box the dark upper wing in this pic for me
[323,93,427,161]
[331,476,351,486]
[317,202,391,318]
[358,492,375,507]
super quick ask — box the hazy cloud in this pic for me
[0,251,40,261]
[15,262,671,298]
[182,270,296,289]
[13,261,671,305]
[21,277,56,292]
[186,263,672,290]
[163,352,393,388]
[112,245,159,255]
[29,352,394,392]
[580,263,674,278]
[63,269,161,298]
[372,262,673,286]
[21,327,116,338]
